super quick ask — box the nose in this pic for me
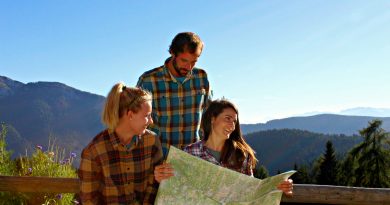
[186,61,197,70]
[148,116,153,125]
[232,121,236,128]
[184,63,192,70]
[228,121,235,130]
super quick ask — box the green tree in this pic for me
[253,165,269,179]
[315,140,339,185]
[291,163,312,184]
[349,119,390,188]
[338,153,355,186]
[0,123,15,175]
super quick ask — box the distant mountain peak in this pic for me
[19,80,103,99]
[0,75,25,97]
[295,107,390,118]
[0,75,106,160]
[339,107,390,117]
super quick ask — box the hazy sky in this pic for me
[1,1,390,123]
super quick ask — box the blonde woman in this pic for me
[79,83,163,205]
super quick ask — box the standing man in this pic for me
[137,32,212,157]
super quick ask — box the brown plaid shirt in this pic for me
[79,129,163,205]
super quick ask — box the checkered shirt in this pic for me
[79,129,163,205]
[183,140,254,176]
[137,58,212,156]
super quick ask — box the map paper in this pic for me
[155,146,296,205]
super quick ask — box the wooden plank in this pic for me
[0,176,79,193]
[282,184,390,205]
[1,176,390,205]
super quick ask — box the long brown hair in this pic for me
[201,99,257,169]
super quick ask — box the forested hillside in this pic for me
[245,129,362,174]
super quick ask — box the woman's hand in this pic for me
[277,179,293,196]
[154,163,175,183]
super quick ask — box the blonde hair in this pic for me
[102,82,152,131]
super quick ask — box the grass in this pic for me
[0,123,79,205]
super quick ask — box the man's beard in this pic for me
[172,57,188,77]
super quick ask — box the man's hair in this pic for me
[169,32,203,56]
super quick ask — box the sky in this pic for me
[1,1,390,123]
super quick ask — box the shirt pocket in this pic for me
[152,95,169,128]
[190,88,206,109]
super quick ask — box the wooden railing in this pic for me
[1,176,390,205]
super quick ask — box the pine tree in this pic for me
[338,154,356,186]
[291,163,311,184]
[315,140,339,185]
[253,165,269,179]
[349,119,390,188]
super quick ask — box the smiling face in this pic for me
[210,107,238,140]
[129,101,153,136]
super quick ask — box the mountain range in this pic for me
[0,76,104,160]
[1,75,389,172]
[241,114,390,135]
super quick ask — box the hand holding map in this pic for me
[155,146,296,205]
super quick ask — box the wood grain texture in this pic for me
[1,176,389,204]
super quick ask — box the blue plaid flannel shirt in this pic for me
[137,58,212,157]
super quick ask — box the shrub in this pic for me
[0,124,79,204]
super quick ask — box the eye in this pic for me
[225,116,237,123]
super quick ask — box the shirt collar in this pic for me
[109,131,122,149]
[199,140,208,153]
[163,57,193,83]
[109,130,144,150]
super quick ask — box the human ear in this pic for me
[170,50,175,58]
[127,110,134,120]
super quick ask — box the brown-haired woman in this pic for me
[79,83,163,204]
[184,98,293,195]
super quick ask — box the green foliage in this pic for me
[16,139,77,178]
[291,163,312,184]
[292,119,390,188]
[245,129,362,174]
[0,123,16,175]
[347,119,390,188]
[254,165,269,179]
[338,153,356,186]
[0,127,79,205]
[315,141,339,185]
